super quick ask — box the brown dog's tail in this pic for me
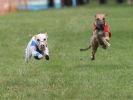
[80,45,91,51]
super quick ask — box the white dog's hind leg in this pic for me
[25,48,32,63]
[25,40,32,63]
[32,50,43,59]
[43,46,49,60]
[44,46,49,56]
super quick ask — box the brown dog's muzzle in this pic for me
[95,20,105,31]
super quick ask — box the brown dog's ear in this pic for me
[95,14,99,19]
[95,14,97,20]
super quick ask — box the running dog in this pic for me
[80,14,112,60]
[25,32,49,63]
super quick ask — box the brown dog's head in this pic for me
[34,32,48,51]
[95,14,106,31]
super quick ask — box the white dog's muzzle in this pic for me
[25,33,49,63]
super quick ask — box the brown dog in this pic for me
[80,14,111,60]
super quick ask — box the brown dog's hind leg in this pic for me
[91,41,99,60]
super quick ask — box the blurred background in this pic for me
[0,0,133,100]
[0,0,133,15]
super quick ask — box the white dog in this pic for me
[25,32,49,63]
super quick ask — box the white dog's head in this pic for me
[34,32,48,51]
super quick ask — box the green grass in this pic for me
[0,5,133,100]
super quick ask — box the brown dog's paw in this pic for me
[91,56,95,60]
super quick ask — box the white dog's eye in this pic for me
[44,38,46,41]
[37,39,40,42]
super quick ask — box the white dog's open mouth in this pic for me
[39,45,45,51]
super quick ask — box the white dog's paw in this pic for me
[45,55,49,60]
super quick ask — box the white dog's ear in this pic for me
[34,35,37,39]
[45,32,48,38]
[45,32,48,35]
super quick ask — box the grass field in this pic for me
[0,5,133,100]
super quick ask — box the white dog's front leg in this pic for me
[44,46,49,56]
[44,46,49,60]
[32,50,43,59]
